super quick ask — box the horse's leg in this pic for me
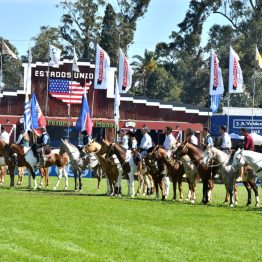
[54,168,63,190]
[202,177,208,204]
[178,174,183,201]
[74,171,78,191]
[17,166,23,187]
[64,168,68,190]
[233,183,238,205]
[153,176,159,200]
[248,179,260,207]
[172,176,177,201]
[38,168,44,189]
[8,165,15,187]
[224,185,229,204]
[45,167,49,188]
[79,171,83,191]
[128,172,135,197]
[96,167,102,190]
[144,174,151,196]
[243,181,252,206]
[191,180,196,203]
[159,176,166,201]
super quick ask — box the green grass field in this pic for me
[0,175,262,262]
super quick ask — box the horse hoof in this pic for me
[53,187,57,191]
[64,187,68,190]
[33,187,37,191]
[246,202,251,206]
[179,198,183,202]
[230,204,234,208]
[190,200,196,204]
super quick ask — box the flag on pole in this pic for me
[209,49,224,95]
[49,44,61,68]
[94,44,110,89]
[72,46,79,72]
[229,46,243,93]
[75,88,93,136]
[118,48,132,93]
[23,93,32,132]
[256,46,262,69]
[210,94,220,113]
[1,40,17,59]
[31,92,46,129]
[114,79,120,130]
[48,79,90,104]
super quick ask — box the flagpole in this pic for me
[67,65,74,140]
[227,93,230,131]
[0,51,2,103]
[45,45,50,116]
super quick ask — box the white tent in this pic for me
[229,133,244,140]
[251,132,262,146]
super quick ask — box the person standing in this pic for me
[218,125,232,154]
[138,125,152,158]
[186,128,198,146]
[0,126,10,144]
[240,128,254,151]
[118,129,129,150]
[0,126,10,185]
[163,126,176,151]
[201,127,214,150]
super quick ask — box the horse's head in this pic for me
[203,144,214,165]
[152,145,166,160]
[173,141,188,159]
[232,148,245,167]
[83,141,102,154]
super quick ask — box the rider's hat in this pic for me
[166,126,173,133]
[142,125,150,133]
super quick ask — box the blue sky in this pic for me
[0,0,229,61]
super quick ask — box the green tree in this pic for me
[145,67,181,101]
[99,3,119,66]
[131,49,157,94]
[31,26,64,62]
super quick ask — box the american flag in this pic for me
[48,79,90,104]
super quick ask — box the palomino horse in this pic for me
[60,139,82,191]
[203,145,260,207]
[232,148,262,206]
[173,141,214,204]
[0,140,37,188]
[83,140,122,196]
[12,144,69,190]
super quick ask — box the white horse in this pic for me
[60,139,82,191]
[233,148,262,206]
[204,145,260,207]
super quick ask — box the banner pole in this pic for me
[227,93,230,131]
[251,69,256,133]
[45,45,50,116]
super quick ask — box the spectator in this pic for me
[240,128,254,151]
[0,126,10,144]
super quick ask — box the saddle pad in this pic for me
[23,147,31,155]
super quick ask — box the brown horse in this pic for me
[173,140,214,204]
[0,139,37,188]
[11,143,69,190]
[84,140,121,195]
[153,145,194,201]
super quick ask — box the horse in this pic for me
[173,140,214,204]
[232,148,262,206]
[78,152,105,190]
[11,143,69,190]
[98,139,140,197]
[152,145,185,201]
[0,139,37,188]
[203,145,260,207]
[60,139,82,191]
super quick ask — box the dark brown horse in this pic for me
[173,140,214,204]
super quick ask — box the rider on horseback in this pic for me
[36,127,51,166]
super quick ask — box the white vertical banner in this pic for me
[209,49,224,95]
[49,44,62,68]
[229,46,243,93]
[94,44,111,89]
[118,48,132,93]
[72,46,79,72]
[114,79,120,130]
[256,46,262,69]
